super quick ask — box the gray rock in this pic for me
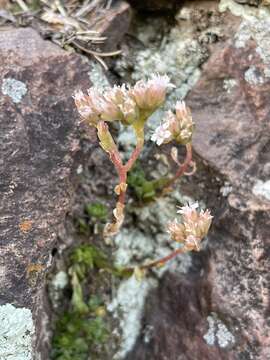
[0,28,94,359]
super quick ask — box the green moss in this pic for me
[127,162,169,202]
[73,218,89,235]
[51,310,108,360]
[85,203,108,221]
[51,245,112,359]
[68,245,111,313]
[73,203,108,235]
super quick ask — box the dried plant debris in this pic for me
[2,0,123,68]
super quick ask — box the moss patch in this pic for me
[51,244,114,360]
[127,162,168,202]
[51,307,108,360]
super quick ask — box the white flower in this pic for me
[148,74,175,90]
[151,122,171,146]
[177,202,199,215]
[175,100,187,116]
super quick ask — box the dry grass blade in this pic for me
[15,0,29,11]
[71,40,122,57]
[8,0,123,66]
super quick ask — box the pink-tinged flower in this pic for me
[184,235,200,251]
[104,84,127,106]
[130,74,174,112]
[119,97,138,125]
[177,202,199,216]
[73,90,99,125]
[168,204,212,251]
[151,121,172,146]
[175,100,187,118]
[100,85,138,124]
[161,100,194,145]
[167,219,186,243]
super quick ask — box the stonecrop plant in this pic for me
[74,74,212,269]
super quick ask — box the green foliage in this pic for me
[51,310,108,360]
[74,218,89,236]
[70,244,108,271]
[127,163,169,201]
[74,203,108,235]
[69,245,110,313]
[51,245,110,360]
[85,202,108,221]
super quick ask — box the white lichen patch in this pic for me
[223,78,237,94]
[49,271,69,308]
[108,275,157,359]
[115,13,212,123]
[252,180,270,201]
[220,0,270,76]
[1,78,27,103]
[114,229,154,267]
[220,181,233,197]
[131,28,206,105]
[51,270,68,290]
[244,66,265,85]
[203,313,235,348]
[219,0,270,21]
[0,303,34,360]
[88,63,110,90]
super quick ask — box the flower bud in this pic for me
[103,85,139,125]
[172,101,194,145]
[151,101,194,146]
[168,203,212,252]
[97,121,117,153]
[119,97,139,125]
[130,74,174,112]
[73,90,99,126]
[167,219,186,243]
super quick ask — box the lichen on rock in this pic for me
[203,313,235,349]
[252,179,270,200]
[1,77,27,103]
[220,0,270,78]
[107,275,157,359]
[0,303,34,360]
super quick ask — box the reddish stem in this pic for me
[141,247,186,269]
[167,143,193,188]
[118,170,127,205]
[124,247,187,273]
[124,140,144,172]
[110,150,127,205]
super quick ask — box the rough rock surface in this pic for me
[0,27,94,359]
[125,5,270,360]
[94,1,131,52]
[189,38,270,360]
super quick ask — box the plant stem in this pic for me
[124,247,187,274]
[166,143,193,188]
[118,170,127,205]
[124,127,144,172]
[141,247,187,269]
[103,125,145,236]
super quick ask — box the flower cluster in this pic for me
[73,73,212,251]
[151,100,194,146]
[74,74,174,127]
[167,203,212,252]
